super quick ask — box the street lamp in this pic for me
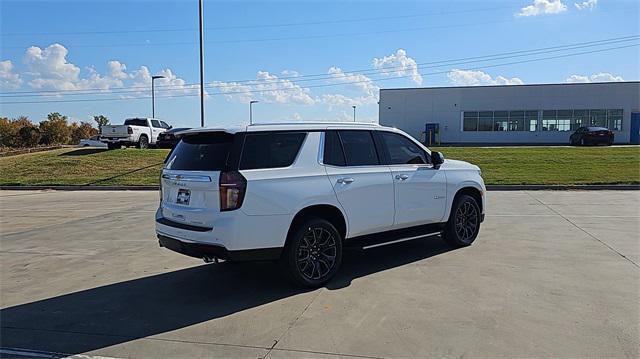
[352,105,356,122]
[250,100,259,125]
[151,75,165,118]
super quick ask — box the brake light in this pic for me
[128,127,133,134]
[159,172,164,203]
[219,171,247,211]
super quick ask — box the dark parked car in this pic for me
[156,127,190,148]
[570,126,614,146]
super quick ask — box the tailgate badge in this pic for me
[177,189,191,205]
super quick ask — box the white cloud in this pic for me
[327,66,379,98]
[565,72,624,83]
[574,0,597,10]
[0,60,22,89]
[211,71,314,105]
[447,69,525,86]
[320,93,378,109]
[21,43,194,97]
[372,49,423,85]
[24,43,81,90]
[516,0,567,16]
[107,60,128,80]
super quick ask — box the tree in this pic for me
[71,122,98,144]
[0,116,32,147]
[18,124,41,147]
[39,112,71,145]
[93,115,109,129]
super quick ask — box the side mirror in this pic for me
[431,151,445,166]
[168,126,173,129]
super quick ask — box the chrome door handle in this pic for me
[337,177,355,184]
[395,174,409,180]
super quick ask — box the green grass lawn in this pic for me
[0,146,638,186]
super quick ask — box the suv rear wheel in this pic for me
[443,194,481,247]
[282,217,342,287]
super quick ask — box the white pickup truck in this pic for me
[100,118,171,149]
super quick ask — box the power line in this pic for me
[0,6,509,37]
[1,43,636,105]
[2,35,637,98]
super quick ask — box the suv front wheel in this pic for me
[282,217,343,288]
[443,194,481,247]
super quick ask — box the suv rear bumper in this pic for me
[158,234,282,261]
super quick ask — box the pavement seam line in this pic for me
[525,191,639,269]
[271,347,387,359]
[263,289,324,359]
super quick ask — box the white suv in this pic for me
[156,122,485,287]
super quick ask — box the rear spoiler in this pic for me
[176,126,245,136]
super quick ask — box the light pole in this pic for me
[151,75,165,118]
[250,100,259,125]
[198,0,205,127]
[352,105,356,122]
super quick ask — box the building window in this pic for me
[463,112,478,131]
[607,109,623,131]
[462,109,622,132]
[572,110,588,130]
[478,111,493,131]
[542,110,557,131]
[508,111,525,131]
[590,109,607,128]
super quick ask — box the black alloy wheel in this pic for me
[443,194,481,247]
[283,218,342,287]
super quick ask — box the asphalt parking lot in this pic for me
[1,190,638,359]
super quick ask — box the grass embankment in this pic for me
[432,146,640,185]
[0,146,638,186]
[0,148,169,186]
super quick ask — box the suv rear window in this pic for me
[124,118,148,126]
[165,132,234,171]
[240,132,306,170]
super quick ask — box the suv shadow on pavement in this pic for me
[0,237,456,355]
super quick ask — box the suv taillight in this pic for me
[128,127,133,134]
[219,171,247,211]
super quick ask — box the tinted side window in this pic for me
[380,132,428,165]
[160,121,170,128]
[323,131,346,166]
[124,118,148,127]
[151,120,162,128]
[338,130,379,166]
[240,132,306,170]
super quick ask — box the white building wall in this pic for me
[379,82,640,144]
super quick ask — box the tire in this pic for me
[442,194,481,247]
[137,135,149,149]
[281,217,343,288]
[107,143,120,150]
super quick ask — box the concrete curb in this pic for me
[2,184,639,191]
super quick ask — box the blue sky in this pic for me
[1,0,638,128]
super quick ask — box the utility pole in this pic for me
[352,105,356,122]
[249,100,259,125]
[198,0,205,127]
[151,75,165,118]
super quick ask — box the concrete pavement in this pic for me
[0,190,638,358]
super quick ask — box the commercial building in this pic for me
[378,82,640,144]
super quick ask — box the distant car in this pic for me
[156,127,190,149]
[570,126,614,146]
[78,136,107,148]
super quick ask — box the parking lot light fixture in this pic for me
[151,75,165,118]
[250,100,259,125]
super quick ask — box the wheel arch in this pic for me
[453,186,484,214]
[286,204,347,245]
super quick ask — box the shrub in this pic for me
[71,122,98,144]
[18,125,41,147]
[39,112,71,145]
